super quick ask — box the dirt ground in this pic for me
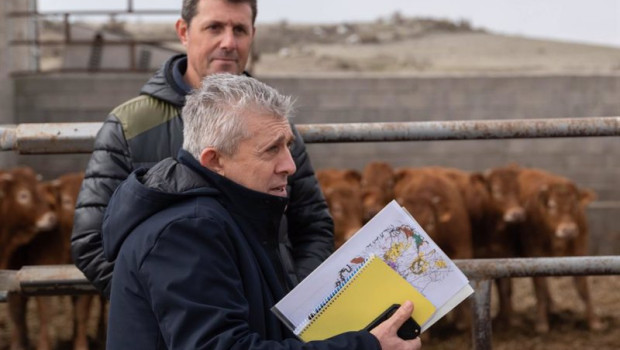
[0,275,618,350]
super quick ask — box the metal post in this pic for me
[63,13,70,43]
[471,279,493,350]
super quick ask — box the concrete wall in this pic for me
[0,0,18,168]
[10,72,620,254]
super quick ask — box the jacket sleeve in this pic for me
[139,218,378,350]
[71,114,133,297]
[287,124,335,281]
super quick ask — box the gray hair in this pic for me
[182,74,295,159]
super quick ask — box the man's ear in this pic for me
[175,18,189,47]
[199,148,225,175]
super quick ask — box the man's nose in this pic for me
[279,149,297,176]
[220,28,237,50]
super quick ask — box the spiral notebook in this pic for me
[295,254,435,341]
[272,200,474,341]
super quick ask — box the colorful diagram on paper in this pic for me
[334,223,453,293]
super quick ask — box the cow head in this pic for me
[0,167,58,268]
[1,168,57,233]
[39,172,84,238]
[536,182,595,252]
[483,165,526,225]
[396,186,452,238]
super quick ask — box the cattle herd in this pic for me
[317,162,605,334]
[0,167,105,350]
[0,162,605,349]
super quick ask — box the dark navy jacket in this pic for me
[103,150,379,350]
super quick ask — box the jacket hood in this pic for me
[139,53,253,107]
[140,53,187,107]
[102,155,218,261]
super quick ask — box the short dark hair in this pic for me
[182,0,257,26]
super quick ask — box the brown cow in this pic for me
[393,168,473,260]
[360,161,395,222]
[1,167,58,350]
[316,169,364,248]
[425,166,491,235]
[476,164,526,328]
[517,167,604,333]
[420,165,525,328]
[0,167,57,269]
[393,167,473,330]
[7,172,103,350]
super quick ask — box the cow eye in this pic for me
[17,189,32,205]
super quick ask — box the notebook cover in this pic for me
[298,256,436,341]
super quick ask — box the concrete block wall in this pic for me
[9,73,620,254]
[0,0,16,168]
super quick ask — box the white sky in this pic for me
[38,0,620,48]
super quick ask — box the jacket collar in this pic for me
[140,53,255,108]
[177,150,288,224]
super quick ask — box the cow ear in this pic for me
[470,173,485,185]
[344,169,362,184]
[579,188,597,206]
[394,168,409,184]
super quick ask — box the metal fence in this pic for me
[2,116,619,153]
[1,117,620,350]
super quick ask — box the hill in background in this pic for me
[42,15,620,75]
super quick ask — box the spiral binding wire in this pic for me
[294,254,376,335]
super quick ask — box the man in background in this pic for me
[71,0,334,298]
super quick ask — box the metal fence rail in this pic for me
[1,116,620,153]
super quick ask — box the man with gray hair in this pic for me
[102,74,422,350]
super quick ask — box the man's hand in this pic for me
[369,301,422,350]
